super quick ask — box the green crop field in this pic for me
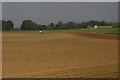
[2,28,119,35]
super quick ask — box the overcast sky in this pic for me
[1,0,119,2]
[2,2,118,28]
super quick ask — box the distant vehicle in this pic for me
[39,31,43,34]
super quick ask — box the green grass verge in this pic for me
[2,28,120,35]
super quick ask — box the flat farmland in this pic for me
[2,32,118,78]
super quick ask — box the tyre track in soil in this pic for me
[5,62,118,78]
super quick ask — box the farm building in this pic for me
[94,25,98,28]
[98,26,113,28]
[87,25,113,29]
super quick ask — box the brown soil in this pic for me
[2,32,118,78]
[71,32,119,40]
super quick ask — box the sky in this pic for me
[1,0,119,2]
[2,2,118,28]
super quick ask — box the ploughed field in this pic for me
[2,32,118,78]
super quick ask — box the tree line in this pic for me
[2,20,14,30]
[1,20,120,30]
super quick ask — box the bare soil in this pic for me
[2,32,118,78]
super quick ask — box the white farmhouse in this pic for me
[94,25,98,29]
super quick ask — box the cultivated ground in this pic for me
[2,29,119,78]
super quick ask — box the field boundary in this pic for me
[70,32,119,40]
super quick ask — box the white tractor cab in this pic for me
[39,30,43,34]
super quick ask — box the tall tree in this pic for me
[55,21,64,29]
[37,24,42,30]
[21,20,38,30]
[2,20,14,30]
[66,22,77,29]
[47,23,54,30]
[41,25,48,30]
[50,23,54,28]
[7,20,14,29]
